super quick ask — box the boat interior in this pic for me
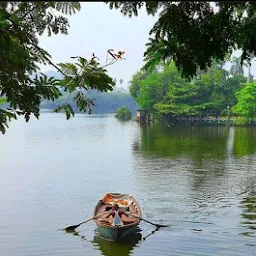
[94,193,141,226]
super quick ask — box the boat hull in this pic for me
[96,223,138,241]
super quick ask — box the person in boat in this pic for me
[98,203,138,226]
[111,203,125,226]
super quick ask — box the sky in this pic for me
[38,2,157,88]
[38,2,256,88]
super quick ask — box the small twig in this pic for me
[105,51,109,65]
[101,58,119,69]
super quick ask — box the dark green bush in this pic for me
[115,107,132,121]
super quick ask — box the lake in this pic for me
[0,113,255,256]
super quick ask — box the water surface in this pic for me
[0,113,255,255]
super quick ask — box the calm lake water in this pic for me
[0,113,256,256]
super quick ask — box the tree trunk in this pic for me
[247,64,251,83]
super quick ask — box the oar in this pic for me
[64,212,106,231]
[128,213,168,228]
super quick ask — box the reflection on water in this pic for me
[240,178,256,237]
[1,115,256,256]
[240,196,256,235]
[233,127,256,157]
[137,125,229,161]
[132,123,256,254]
[92,229,142,256]
[67,224,160,256]
[136,125,256,160]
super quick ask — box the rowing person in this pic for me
[112,203,125,226]
[98,203,138,226]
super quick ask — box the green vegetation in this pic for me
[0,2,122,133]
[115,106,132,121]
[2,2,256,133]
[129,58,256,125]
[233,83,256,118]
[0,98,7,105]
[232,116,249,126]
[129,60,250,124]
[107,2,256,79]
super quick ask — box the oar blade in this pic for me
[62,214,104,233]
[155,224,168,228]
[65,224,81,231]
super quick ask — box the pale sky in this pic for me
[39,2,256,87]
[38,2,157,88]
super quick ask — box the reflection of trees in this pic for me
[131,125,230,196]
[139,125,229,163]
[131,124,256,237]
[233,128,256,157]
[240,180,256,237]
[132,140,140,153]
[132,125,256,206]
[136,125,256,161]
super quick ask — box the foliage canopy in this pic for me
[233,83,256,118]
[0,2,122,133]
[115,106,132,121]
[106,2,256,79]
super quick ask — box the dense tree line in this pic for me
[129,58,256,123]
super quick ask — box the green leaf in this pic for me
[0,98,7,105]
[54,2,81,15]
[54,103,74,120]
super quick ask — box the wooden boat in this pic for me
[93,192,142,242]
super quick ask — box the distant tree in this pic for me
[115,106,132,121]
[129,60,246,120]
[129,70,148,101]
[233,83,256,118]
[118,78,124,92]
[230,57,245,76]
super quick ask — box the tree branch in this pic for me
[21,3,49,20]
[30,42,69,78]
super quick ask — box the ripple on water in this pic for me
[1,116,256,256]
